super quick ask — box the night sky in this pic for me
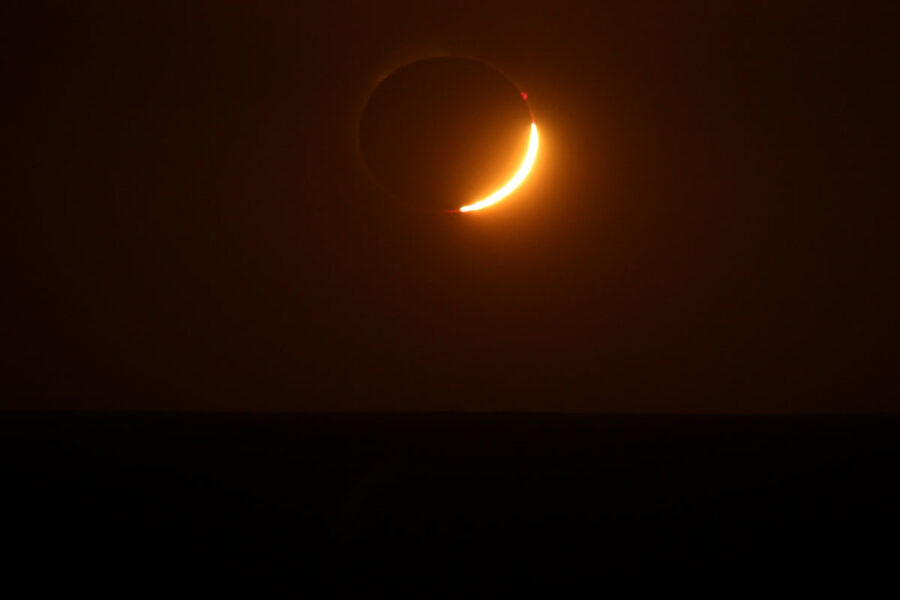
[2,2,895,411]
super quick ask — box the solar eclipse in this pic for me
[358,56,536,213]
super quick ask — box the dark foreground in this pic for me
[3,413,898,555]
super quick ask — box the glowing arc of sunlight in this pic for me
[458,122,539,213]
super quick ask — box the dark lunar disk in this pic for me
[359,56,532,212]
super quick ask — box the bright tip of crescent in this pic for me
[459,121,539,213]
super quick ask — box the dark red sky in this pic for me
[2,1,895,411]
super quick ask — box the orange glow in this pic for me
[459,122,539,213]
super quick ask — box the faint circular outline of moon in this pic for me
[356,56,539,214]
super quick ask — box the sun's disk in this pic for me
[459,122,539,213]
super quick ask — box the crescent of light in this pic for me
[458,121,538,213]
